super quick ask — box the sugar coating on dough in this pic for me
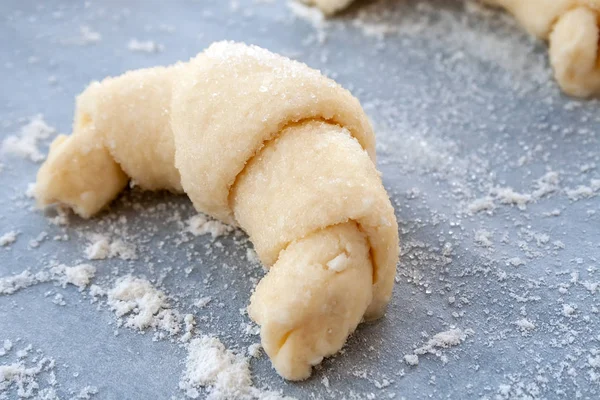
[231,121,398,319]
[249,221,373,380]
[34,41,399,381]
[171,41,375,225]
[76,66,183,192]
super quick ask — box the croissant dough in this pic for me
[486,0,600,97]
[35,41,399,381]
[304,0,600,97]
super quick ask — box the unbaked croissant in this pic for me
[35,41,399,381]
[484,0,600,97]
[304,0,600,98]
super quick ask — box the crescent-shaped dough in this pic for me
[34,41,399,381]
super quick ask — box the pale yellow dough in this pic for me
[485,0,600,97]
[305,0,600,97]
[35,41,399,381]
[549,6,600,97]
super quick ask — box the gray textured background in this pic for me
[1,0,599,399]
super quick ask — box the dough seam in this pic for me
[225,116,370,218]
[267,218,377,284]
[356,221,378,286]
[266,220,375,356]
[229,119,384,289]
[276,329,294,355]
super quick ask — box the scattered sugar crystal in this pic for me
[0,231,18,247]
[128,39,164,53]
[404,354,419,366]
[1,115,55,163]
[186,214,233,239]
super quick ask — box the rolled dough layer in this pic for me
[35,41,399,380]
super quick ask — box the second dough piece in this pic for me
[303,0,600,97]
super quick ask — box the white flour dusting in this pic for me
[181,314,196,343]
[127,39,164,53]
[404,354,419,366]
[194,296,213,309]
[79,25,102,44]
[108,239,137,260]
[506,257,525,267]
[186,214,233,239]
[565,180,599,201]
[0,264,95,295]
[0,271,51,295]
[179,336,292,400]
[0,341,96,399]
[83,235,110,260]
[247,343,261,358]
[25,183,37,199]
[2,340,13,353]
[532,171,560,199]
[246,248,260,265]
[490,187,532,210]
[28,231,48,248]
[1,116,55,163]
[179,336,252,399]
[474,229,493,247]
[467,197,495,214]
[0,231,18,247]
[407,328,473,364]
[299,0,551,90]
[50,264,96,291]
[107,276,181,335]
[0,359,54,398]
[417,328,470,352]
[562,304,576,317]
[514,318,535,334]
[84,234,137,260]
